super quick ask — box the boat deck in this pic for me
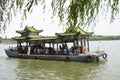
[5,49,107,62]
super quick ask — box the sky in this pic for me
[1,1,120,38]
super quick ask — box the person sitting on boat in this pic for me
[72,46,81,55]
[33,47,37,54]
[17,45,22,53]
[68,47,72,54]
[59,45,62,49]
[59,45,63,53]
[74,49,79,55]
[64,48,67,54]
[37,48,40,54]
[83,46,88,54]
[64,43,69,54]
[45,48,49,54]
[37,44,42,54]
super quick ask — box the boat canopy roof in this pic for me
[16,26,43,34]
[56,27,93,37]
[13,26,93,43]
[65,27,87,34]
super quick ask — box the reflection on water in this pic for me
[15,59,104,80]
[0,57,106,80]
[0,40,120,80]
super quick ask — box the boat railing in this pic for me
[7,45,85,56]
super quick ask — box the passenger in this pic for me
[74,49,79,55]
[34,48,37,54]
[17,45,22,53]
[64,49,67,54]
[39,48,43,53]
[37,48,40,54]
[68,47,72,54]
[30,46,34,54]
[83,47,88,54]
[45,48,49,54]
[24,46,28,54]
[59,45,63,53]
[80,47,82,53]
[59,45,62,50]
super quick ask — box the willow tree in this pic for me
[0,0,119,32]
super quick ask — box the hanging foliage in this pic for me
[0,0,119,32]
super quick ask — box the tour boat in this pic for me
[5,26,107,62]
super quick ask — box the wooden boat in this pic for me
[5,26,107,62]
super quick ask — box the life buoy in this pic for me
[86,56,92,62]
[96,56,99,62]
[19,54,23,58]
[35,56,38,59]
[66,56,70,61]
[102,53,107,59]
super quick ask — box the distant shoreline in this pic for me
[0,39,16,44]
[89,35,120,41]
[0,35,120,44]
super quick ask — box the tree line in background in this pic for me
[89,35,120,41]
[0,35,120,44]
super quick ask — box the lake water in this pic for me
[0,40,120,80]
